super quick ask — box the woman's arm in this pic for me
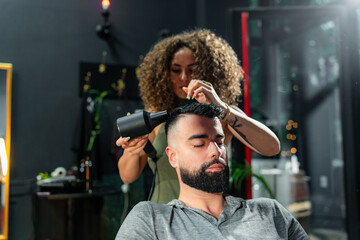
[224,105,280,156]
[116,126,158,184]
[117,136,148,184]
[185,79,280,157]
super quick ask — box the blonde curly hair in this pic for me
[137,29,243,112]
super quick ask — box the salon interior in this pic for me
[1,0,360,239]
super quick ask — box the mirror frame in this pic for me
[0,63,12,240]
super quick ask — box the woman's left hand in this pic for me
[183,79,224,107]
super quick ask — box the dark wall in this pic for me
[1,0,197,179]
[0,0,198,239]
[200,0,249,39]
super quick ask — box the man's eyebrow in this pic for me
[188,134,208,141]
[187,133,224,141]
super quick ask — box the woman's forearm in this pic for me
[118,151,147,184]
[224,105,280,156]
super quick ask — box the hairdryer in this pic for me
[116,110,169,139]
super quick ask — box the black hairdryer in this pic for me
[116,110,169,139]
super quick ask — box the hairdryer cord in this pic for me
[143,140,158,201]
[147,162,157,201]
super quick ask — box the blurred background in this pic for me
[0,0,359,239]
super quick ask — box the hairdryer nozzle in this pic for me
[148,110,169,130]
[116,110,169,139]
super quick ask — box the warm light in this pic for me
[286,120,299,130]
[102,0,110,10]
[291,147,297,154]
[0,138,8,177]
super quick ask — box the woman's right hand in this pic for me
[116,135,149,156]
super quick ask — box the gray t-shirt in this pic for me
[116,196,309,240]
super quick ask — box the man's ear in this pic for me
[165,146,177,168]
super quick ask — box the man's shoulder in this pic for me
[242,198,309,239]
[245,197,301,224]
[246,197,279,206]
[245,197,286,215]
[120,200,174,226]
[132,200,165,210]
[132,200,177,214]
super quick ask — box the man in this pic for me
[116,103,309,240]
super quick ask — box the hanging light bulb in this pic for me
[97,0,111,39]
[101,0,110,10]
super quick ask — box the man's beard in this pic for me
[180,159,229,193]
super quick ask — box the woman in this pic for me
[116,29,280,204]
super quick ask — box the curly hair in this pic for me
[137,29,243,112]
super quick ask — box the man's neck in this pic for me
[178,185,226,220]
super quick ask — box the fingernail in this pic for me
[182,87,187,91]
[126,137,131,140]
[186,96,191,100]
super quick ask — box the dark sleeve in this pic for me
[115,202,157,240]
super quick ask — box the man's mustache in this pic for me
[201,159,227,171]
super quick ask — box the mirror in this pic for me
[0,63,12,240]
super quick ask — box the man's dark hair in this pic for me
[165,103,223,137]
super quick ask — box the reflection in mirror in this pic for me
[0,63,12,240]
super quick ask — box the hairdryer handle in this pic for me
[143,140,157,161]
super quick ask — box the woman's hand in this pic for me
[116,135,148,156]
[182,80,280,157]
[183,79,226,108]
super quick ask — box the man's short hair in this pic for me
[165,103,223,137]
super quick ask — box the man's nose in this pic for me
[208,142,222,159]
